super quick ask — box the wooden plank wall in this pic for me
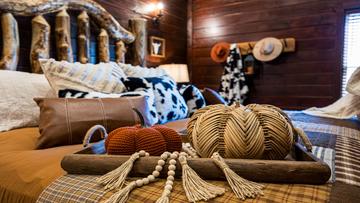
[2,0,187,72]
[189,0,360,109]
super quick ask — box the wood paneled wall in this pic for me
[2,0,187,72]
[189,0,360,109]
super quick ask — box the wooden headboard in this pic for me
[0,0,146,73]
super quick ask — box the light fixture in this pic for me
[159,64,190,83]
[134,2,164,24]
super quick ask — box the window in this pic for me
[342,11,360,95]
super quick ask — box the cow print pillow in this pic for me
[58,88,159,125]
[122,76,188,124]
[179,84,206,115]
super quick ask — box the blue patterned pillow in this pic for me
[58,88,159,125]
[179,84,206,115]
[122,76,188,124]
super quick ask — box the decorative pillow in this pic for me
[117,63,167,77]
[34,96,154,149]
[0,70,55,132]
[40,58,127,94]
[59,88,158,125]
[123,76,188,124]
[202,88,227,105]
[179,84,206,115]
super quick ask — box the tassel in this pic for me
[179,154,225,202]
[97,152,140,190]
[211,152,264,200]
[104,181,136,203]
[155,195,170,203]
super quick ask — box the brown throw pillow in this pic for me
[34,96,152,149]
[202,88,227,105]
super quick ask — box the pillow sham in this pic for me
[58,88,158,125]
[35,96,154,149]
[40,59,127,94]
[0,70,55,132]
[117,63,167,77]
[179,84,206,115]
[123,76,188,124]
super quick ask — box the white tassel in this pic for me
[155,195,170,203]
[211,152,264,200]
[179,155,225,202]
[104,181,136,203]
[97,152,140,190]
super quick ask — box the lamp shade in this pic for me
[159,64,190,83]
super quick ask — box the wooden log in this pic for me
[77,11,90,64]
[115,40,126,63]
[98,29,110,63]
[61,142,331,184]
[0,0,135,43]
[129,18,147,67]
[0,13,19,71]
[30,15,50,73]
[55,9,73,62]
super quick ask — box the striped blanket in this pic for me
[37,111,360,203]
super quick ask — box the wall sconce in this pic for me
[133,2,164,24]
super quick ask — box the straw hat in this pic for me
[253,37,283,62]
[210,42,230,63]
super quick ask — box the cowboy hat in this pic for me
[253,37,283,62]
[210,42,230,63]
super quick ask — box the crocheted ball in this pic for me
[105,125,181,156]
[187,104,299,160]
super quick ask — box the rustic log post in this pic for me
[55,9,73,62]
[129,18,147,67]
[115,40,126,63]
[77,11,90,64]
[0,13,19,71]
[98,28,110,63]
[30,15,50,73]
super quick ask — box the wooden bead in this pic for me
[158,160,165,166]
[170,154,178,159]
[155,165,163,172]
[142,178,149,185]
[166,180,173,186]
[139,150,146,157]
[135,179,143,187]
[168,165,176,171]
[165,185,172,191]
[161,154,168,160]
[168,170,175,176]
[153,171,160,177]
[148,175,155,182]
[167,175,174,181]
[169,159,177,165]
[145,152,150,157]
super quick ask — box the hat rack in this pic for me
[237,37,296,56]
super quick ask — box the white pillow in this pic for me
[40,59,127,94]
[346,66,360,96]
[0,70,55,132]
[117,63,167,77]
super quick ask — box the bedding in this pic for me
[35,96,155,149]
[0,70,55,132]
[123,76,188,124]
[33,111,360,203]
[58,88,159,125]
[40,59,127,94]
[0,119,188,203]
[178,84,206,115]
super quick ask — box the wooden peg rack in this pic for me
[238,37,296,56]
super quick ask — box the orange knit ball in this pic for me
[105,124,182,156]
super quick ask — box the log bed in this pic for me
[0,0,147,73]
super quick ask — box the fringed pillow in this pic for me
[179,84,206,116]
[123,76,188,124]
[59,89,159,125]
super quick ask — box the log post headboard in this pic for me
[0,0,146,73]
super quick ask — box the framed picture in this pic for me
[150,36,166,58]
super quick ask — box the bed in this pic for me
[0,1,359,203]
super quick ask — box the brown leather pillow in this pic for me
[202,88,227,105]
[34,96,152,149]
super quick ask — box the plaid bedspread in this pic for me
[37,111,360,203]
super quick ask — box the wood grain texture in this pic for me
[189,0,360,109]
[8,0,188,71]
